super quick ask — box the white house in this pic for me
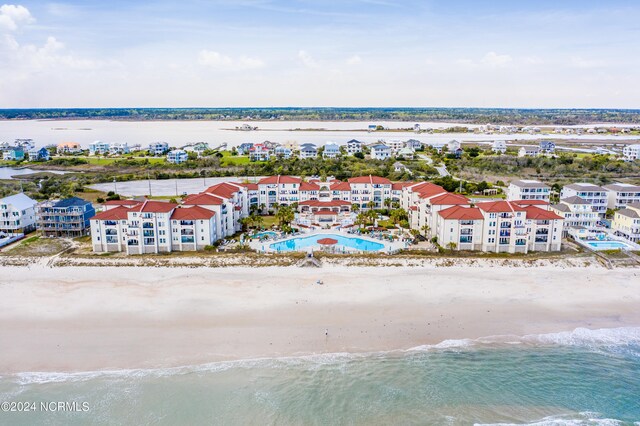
[109,142,130,155]
[447,140,461,152]
[299,143,318,159]
[539,141,556,153]
[89,141,110,155]
[167,149,188,164]
[346,139,363,155]
[27,147,50,161]
[396,147,415,159]
[507,180,551,202]
[385,139,406,154]
[622,144,640,161]
[603,183,640,209]
[57,142,82,154]
[274,146,292,159]
[551,196,599,235]
[148,142,170,156]
[0,193,38,234]
[323,143,341,159]
[370,144,391,160]
[560,183,608,217]
[249,144,270,161]
[518,146,540,157]
[492,140,507,154]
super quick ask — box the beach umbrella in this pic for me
[317,238,338,245]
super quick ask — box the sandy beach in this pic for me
[0,265,639,374]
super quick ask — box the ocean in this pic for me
[1,327,638,425]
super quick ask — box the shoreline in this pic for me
[1,264,639,374]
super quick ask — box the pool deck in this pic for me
[576,236,640,251]
[248,229,407,254]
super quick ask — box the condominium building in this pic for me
[611,203,640,243]
[603,183,640,209]
[560,183,608,216]
[622,144,640,161]
[257,175,302,210]
[37,197,95,237]
[551,196,599,235]
[507,180,551,202]
[347,175,392,209]
[0,193,38,234]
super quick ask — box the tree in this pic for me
[383,198,391,210]
[275,205,295,227]
[355,212,368,228]
[351,203,360,214]
[389,208,408,224]
[366,200,376,211]
[421,225,430,236]
[354,152,364,159]
[446,242,457,251]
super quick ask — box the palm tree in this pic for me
[383,198,391,210]
[252,214,264,229]
[366,200,376,211]
[421,225,430,236]
[446,242,457,251]
[351,203,360,214]
[275,205,295,227]
[356,212,367,228]
[391,201,400,209]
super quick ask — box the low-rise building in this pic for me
[167,149,188,164]
[551,196,599,235]
[274,146,292,159]
[611,203,640,243]
[347,175,392,209]
[560,183,608,217]
[89,141,111,155]
[57,142,82,154]
[0,193,38,234]
[148,142,170,156]
[249,144,270,161]
[492,140,507,154]
[37,197,95,237]
[603,183,640,209]
[370,144,391,160]
[323,143,341,159]
[346,139,363,155]
[518,146,540,157]
[622,144,640,161]
[539,140,556,153]
[507,180,551,202]
[27,147,50,161]
[299,143,318,159]
[109,142,130,155]
[2,146,25,161]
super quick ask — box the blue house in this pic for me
[37,197,95,237]
[274,146,292,159]
[28,147,50,161]
[539,140,556,153]
[237,143,254,155]
[2,147,25,161]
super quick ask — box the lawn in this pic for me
[82,156,166,165]
[219,151,252,166]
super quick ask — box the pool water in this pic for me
[269,234,385,252]
[254,231,278,239]
[587,241,632,250]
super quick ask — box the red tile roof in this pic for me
[205,182,240,199]
[392,182,414,190]
[476,200,526,213]
[522,206,563,220]
[171,206,215,220]
[182,193,224,206]
[131,200,178,213]
[91,206,130,221]
[438,205,483,220]
[258,175,302,184]
[300,182,320,191]
[511,200,550,206]
[409,206,418,211]
[299,199,351,207]
[330,181,351,191]
[242,183,259,190]
[315,210,338,215]
[429,193,470,206]
[410,182,446,199]
[347,175,392,185]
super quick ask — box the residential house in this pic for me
[2,146,24,161]
[369,144,391,160]
[37,197,95,237]
[346,139,363,155]
[236,143,254,155]
[539,140,556,153]
[560,183,608,217]
[299,143,318,159]
[406,139,423,150]
[492,140,507,154]
[89,141,111,155]
[385,140,406,154]
[518,146,540,157]
[148,142,170,156]
[183,142,209,156]
[323,142,341,159]
[396,147,415,159]
[507,180,551,202]
[56,142,82,154]
[109,142,130,155]
[611,203,640,243]
[603,183,640,209]
[167,149,188,164]
[622,144,640,161]
[249,144,270,161]
[0,193,38,234]
[274,146,292,159]
[14,139,35,151]
[27,147,50,161]
[447,140,461,152]
[551,196,599,235]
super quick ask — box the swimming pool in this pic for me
[269,233,385,252]
[254,231,278,239]
[586,240,633,250]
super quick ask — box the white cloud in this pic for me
[570,56,604,69]
[0,4,34,32]
[346,55,362,66]
[298,50,318,68]
[481,51,513,67]
[198,49,264,70]
[523,56,544,65]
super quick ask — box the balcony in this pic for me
[515,239,527,246]
[536,229,549,235]
[142,222,154,229]
[143,237,155,245]
[459,236,473,243]
[181,229,194,236]
[105,229,118,236]
[127,239,139,246]
[499,230,511,237]
[180,220,194,226]
[500,223,512,229]
[181,236,195,244]
[143,230,154,237]
[460,229,473,235]
[106,236,118,244]
[535,237,548,243]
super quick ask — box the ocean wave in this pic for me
[5,327,640,385]
[476,411,630,425]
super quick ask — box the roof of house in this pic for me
[603,183,640,191]
[57,142,81,148]
[511,199,550,206]
[131,200,178,213]
[91,206,130,221]
[331,181,351,191]
[182,193,224,206]
[438,205,483,220]
[205,182,241,199]
[0,193,37,210]
[560,196,591,205]
[170,206,215,220]
[243,183,259,190]
[429,193,470,206]
[522,206,563,220]
[347,175,392,185]
[550,204,571,213]
[299,200,351,207]
[258,175,302,185]
[370,144,390,150]
[54,197,91,208]
[300,182,320,191]
[315,210,338,215]
[617,208,640,219]
[509,179,549,188]
[476,200,526,213]
[347,139,362,144]
[408,182,446,199]
[564,183,605,191]
[392,182,414,190]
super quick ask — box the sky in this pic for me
[0,0,639,108]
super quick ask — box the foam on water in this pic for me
[477,411,630,425]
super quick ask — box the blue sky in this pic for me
[0,0,639,108]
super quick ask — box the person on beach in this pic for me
[325,329,328,336]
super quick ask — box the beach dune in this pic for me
[0,265,639,373]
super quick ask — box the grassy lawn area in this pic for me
[0,235,70,257]
[219,151,252,166]
[81,156,166,165]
